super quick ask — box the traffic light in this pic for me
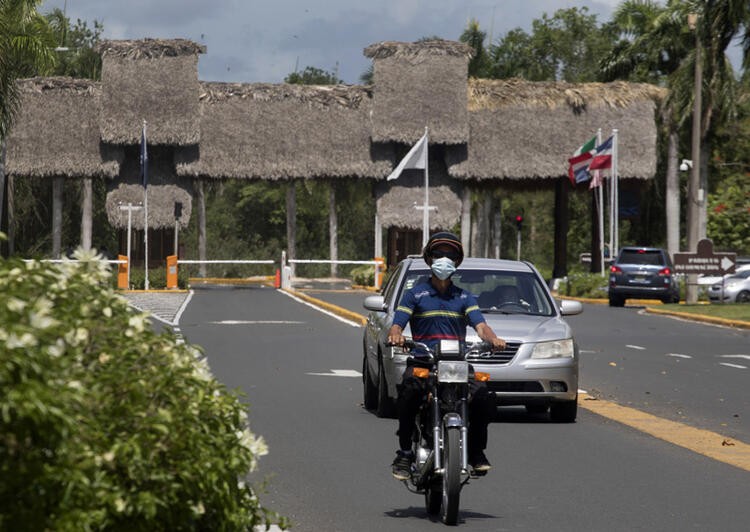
[515,214,523,231]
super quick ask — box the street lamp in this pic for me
[679,159,693,172]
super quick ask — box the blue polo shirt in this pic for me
[393,281,486,349]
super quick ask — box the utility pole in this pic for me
[686,12,703,304]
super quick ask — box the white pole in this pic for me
[127,204,133,287]
[613,129,619,255]
[143,121,149,291]
[596,128,604,276]
[422,127,430,247]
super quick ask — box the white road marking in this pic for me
[720,354,750,360]
[211,320,304,325]
[172,289,194,325]
[279,290,362,327]
[719,363,747,370]
[667,353,692,359]
[626,344,646,350]
[580,350,598,354]
[307,369,362,378]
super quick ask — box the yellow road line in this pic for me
[579,393,750,472]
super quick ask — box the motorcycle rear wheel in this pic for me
[441,426,461,525]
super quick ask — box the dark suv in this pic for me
[608,247,680,307]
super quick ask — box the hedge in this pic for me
[0,247,286,530]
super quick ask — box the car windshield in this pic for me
[617,250,665,266]
[403,269,555,316]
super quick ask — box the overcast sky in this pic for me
[41,0,742,84]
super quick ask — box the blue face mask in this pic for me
[431,257,457,280]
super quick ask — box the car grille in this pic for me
[466,342,521,364]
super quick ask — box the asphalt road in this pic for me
[177,286,750,531]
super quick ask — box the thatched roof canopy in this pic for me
[175,82,393,179]
[365,40,472,145]
[106,183,192,230]
[5,77,122,178]
[448,78,667,181]
[97,38,204,146]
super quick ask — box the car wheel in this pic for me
[375,356,396,419]
[608,295,624,307]
[362,353,378,411]
[550,399,577,423]
[737,291,750,304]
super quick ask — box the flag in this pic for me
[589,135,613,170]
[567,135,596,185]
[589,169,604,189]
[568,152,594,184]
[140,122,148,188]
[387,131,427,181]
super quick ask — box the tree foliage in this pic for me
[0,250,286,530]
[0,0,56,139]
[284,65,340,85]
[44,7,103,79]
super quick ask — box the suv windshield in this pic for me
[403,269,555,316]
[617,249,665,266]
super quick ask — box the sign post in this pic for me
[674,239,736,303]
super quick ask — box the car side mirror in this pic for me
[363,295,387,312]
[558,299,583,316]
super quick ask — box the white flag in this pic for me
[387,131,428,181]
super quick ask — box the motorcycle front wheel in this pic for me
[440,426,461,525]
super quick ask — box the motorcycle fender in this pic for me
[443,412,463,429]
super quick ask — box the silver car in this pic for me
[362,257,583,422]
[707,267,750,303]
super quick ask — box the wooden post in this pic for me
[194,178,206,277]
[81,177,92,251]
[553,177,569,279]
[461,186,472,256]
[329,182,338,277]
[286,180,296,278]
[52,176,63,258]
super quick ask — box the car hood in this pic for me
[474,314,572,344]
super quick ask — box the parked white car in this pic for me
[707,266,750,303]
[698,263,750,286]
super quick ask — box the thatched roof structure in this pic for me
[97,39,204,145]
[447,78,667,180]
[5,77,122,178]
[365,40,472,145]
[105,183,192,230]
[175,82,393,179]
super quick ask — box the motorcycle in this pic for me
[396,338,494,526]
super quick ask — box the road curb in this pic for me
[644,307,750,329]
[283,289,367,326]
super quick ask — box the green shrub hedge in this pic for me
[0,249,285,530]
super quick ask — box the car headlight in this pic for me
[530,339,574,359]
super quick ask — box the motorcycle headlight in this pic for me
[530,339,574,359]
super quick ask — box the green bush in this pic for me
[350,264,375,286]
[558,272,609,298]
[0,249,285,530]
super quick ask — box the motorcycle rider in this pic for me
[387,232,506,480]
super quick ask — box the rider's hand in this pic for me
[490,337,506,351]
[388,331,405,346]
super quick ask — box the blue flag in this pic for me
[140,123,148,188]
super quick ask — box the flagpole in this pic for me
[612,129,619,255]
[422,127,429,247]
[596,128,604,275]
[143,120,149,291]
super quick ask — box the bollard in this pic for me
[274,269,281,288]
[374,257,385,290]
[166,255,178,289]
[117,255,129,289]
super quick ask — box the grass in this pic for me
[657,303,750,323]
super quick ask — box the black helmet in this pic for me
[422,231,464,267]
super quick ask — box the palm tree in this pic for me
[1,0,55,255]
